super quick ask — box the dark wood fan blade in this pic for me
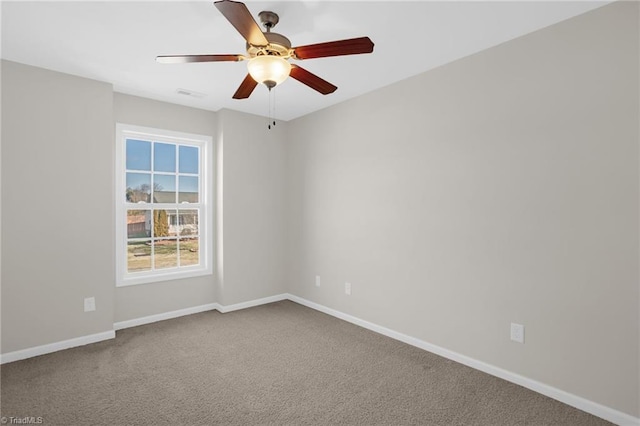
[289,65,337,95]
[233,74,258,99]
[214,0,268,47]
[292,37,374,60]
[156,54,243,64]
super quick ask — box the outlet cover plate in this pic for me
[345,282,352,296]
[510,322,524,343]
[84,297,96,312]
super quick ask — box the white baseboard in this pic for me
[114,302,219,330]
[216,293,288,313]
[113,294,289,329]
[285,293,639,426]
[3,293,637,426]
[113,294,290,330]
[0,330,115,365]
[2,296,289,364]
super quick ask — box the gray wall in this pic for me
[1,69,290,343]
[286,1,639,417]
[1,61,115,352]
[113,93,217,322]
[0,0,637,419]
[113,97,288,315]
[217,109,288,305]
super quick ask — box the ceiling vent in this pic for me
[176,88,206,98]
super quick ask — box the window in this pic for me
[115,124,213,286]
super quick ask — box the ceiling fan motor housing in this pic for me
[246,32,292,58]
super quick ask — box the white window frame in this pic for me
[115,123,214,287]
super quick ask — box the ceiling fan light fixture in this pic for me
[247,55,291,89]
[159,1,374,99]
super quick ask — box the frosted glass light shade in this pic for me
[247,56,291,88]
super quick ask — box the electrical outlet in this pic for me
[315,275,321,287]
[510,323,524,343]
[84,297,96,312]
[345,282,351,296]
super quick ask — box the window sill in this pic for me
[116,268,213,287]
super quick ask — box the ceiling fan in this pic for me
[156,0,374,99]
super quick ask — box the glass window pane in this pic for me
[154,143,176,172]
[179,146,199,174]
[178,176,199,203]
[177,209,199,237]
[154,239,177,269]
[126,139,151,171]
[153,175,176,203]
[180,238,199,267]
[127,240,151,272]
[153,209,177,238]
[126,173,151,203]
[127,210,151,238]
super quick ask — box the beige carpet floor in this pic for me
[1,300,612,425]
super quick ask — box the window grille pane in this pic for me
[177,209,199,237]
[127,210,151,238]
[127,240,151,272]
[179,145,199,174]
[153,175,176,203]
[180,238,199,266]
[153,209,177,238]
[178,176,199,203]
[126,173,151,203]
[154,143,176,173]
[126,139,151,171]
[154,239,177,269]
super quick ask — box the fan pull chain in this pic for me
[267,88,272,130]
[267,87,277,130]
[272,89,276,128]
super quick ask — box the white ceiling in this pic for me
[2,1,609,121]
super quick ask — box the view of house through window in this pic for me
[116,124,212,286]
